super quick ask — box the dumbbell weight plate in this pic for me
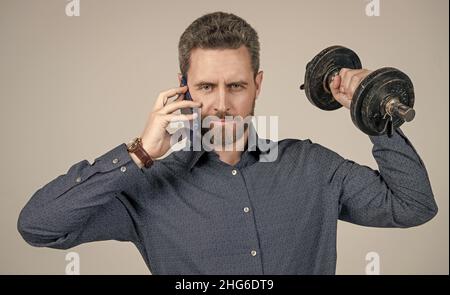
[302,45,362,110]
[350,67,415,135]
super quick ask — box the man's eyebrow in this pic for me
[227,80,248,86]
[193,81,216,87]
[193,80,249,87]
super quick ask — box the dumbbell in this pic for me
[299,45,415,137]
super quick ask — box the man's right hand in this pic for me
[137,86,201,162]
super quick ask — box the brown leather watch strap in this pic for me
[127,137,154,168]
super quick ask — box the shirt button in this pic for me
[231,169,237,176]
[112,158,119,164]
[75,176,81,182]
[243,207,250,213]
[251,250,257,256]
[120,166,127,172]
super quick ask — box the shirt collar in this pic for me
[185,122,265,171]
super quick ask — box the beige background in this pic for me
[0,0,448,275]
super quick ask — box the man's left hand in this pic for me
[329,68,372,109]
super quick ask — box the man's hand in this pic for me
[329,68,372,109]
[138,86,202,160]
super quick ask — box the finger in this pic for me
[153,86,188,111]
[348,70,369,94]
[334,92,352,109]
[338,68,350,93]
[164,92,185,107]
[342,69,366,94]
[342,69,358,94]
[348,72,366,97]
[329,74,341,91]
[329,75,341,99]
[160,99,202,115]
[164,112,198,123]
[158,86,188,109]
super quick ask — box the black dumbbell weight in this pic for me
[300,45,415,137]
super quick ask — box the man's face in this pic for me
[180,45,263,149]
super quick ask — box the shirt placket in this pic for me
[228,165,264,274]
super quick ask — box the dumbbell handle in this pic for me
[385,97,416,122]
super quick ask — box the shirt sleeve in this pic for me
[317,128,438,228]
[17,143,151,249]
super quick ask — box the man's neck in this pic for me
[213,128,249,166]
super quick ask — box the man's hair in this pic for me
[178,11,260,79]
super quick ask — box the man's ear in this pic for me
[177,73,183,85]
[255,70,263,99]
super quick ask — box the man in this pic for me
[18,11,438,275]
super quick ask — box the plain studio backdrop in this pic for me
[0,0,448,274]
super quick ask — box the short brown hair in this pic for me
[178,11,260,79]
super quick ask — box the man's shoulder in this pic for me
[275,137,315,153]
[274,137,342,162]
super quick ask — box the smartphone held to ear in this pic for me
[179,75,200,145]
[181,75,192,100]
[180,75,193,115]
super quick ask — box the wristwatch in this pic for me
[126,137,154,168]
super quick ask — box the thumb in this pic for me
[329,75,351,109]
[329,74,341,98]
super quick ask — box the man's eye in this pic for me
[230,84,242,89]
[200,85,212,91]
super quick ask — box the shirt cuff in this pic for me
[89,143,151,194]
[368,127,427,168]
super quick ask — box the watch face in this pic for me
[127,138,139,152]
[128,142,136,151]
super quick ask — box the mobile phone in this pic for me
[179,75,200,145]
[180,75,193,115]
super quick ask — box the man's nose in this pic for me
[213,86,230,113]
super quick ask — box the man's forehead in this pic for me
[190,45,250,58]
[188,46,253,79]
[189,72,250,83]
[188,66,252,84]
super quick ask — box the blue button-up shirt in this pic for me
[18,125,438,274]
